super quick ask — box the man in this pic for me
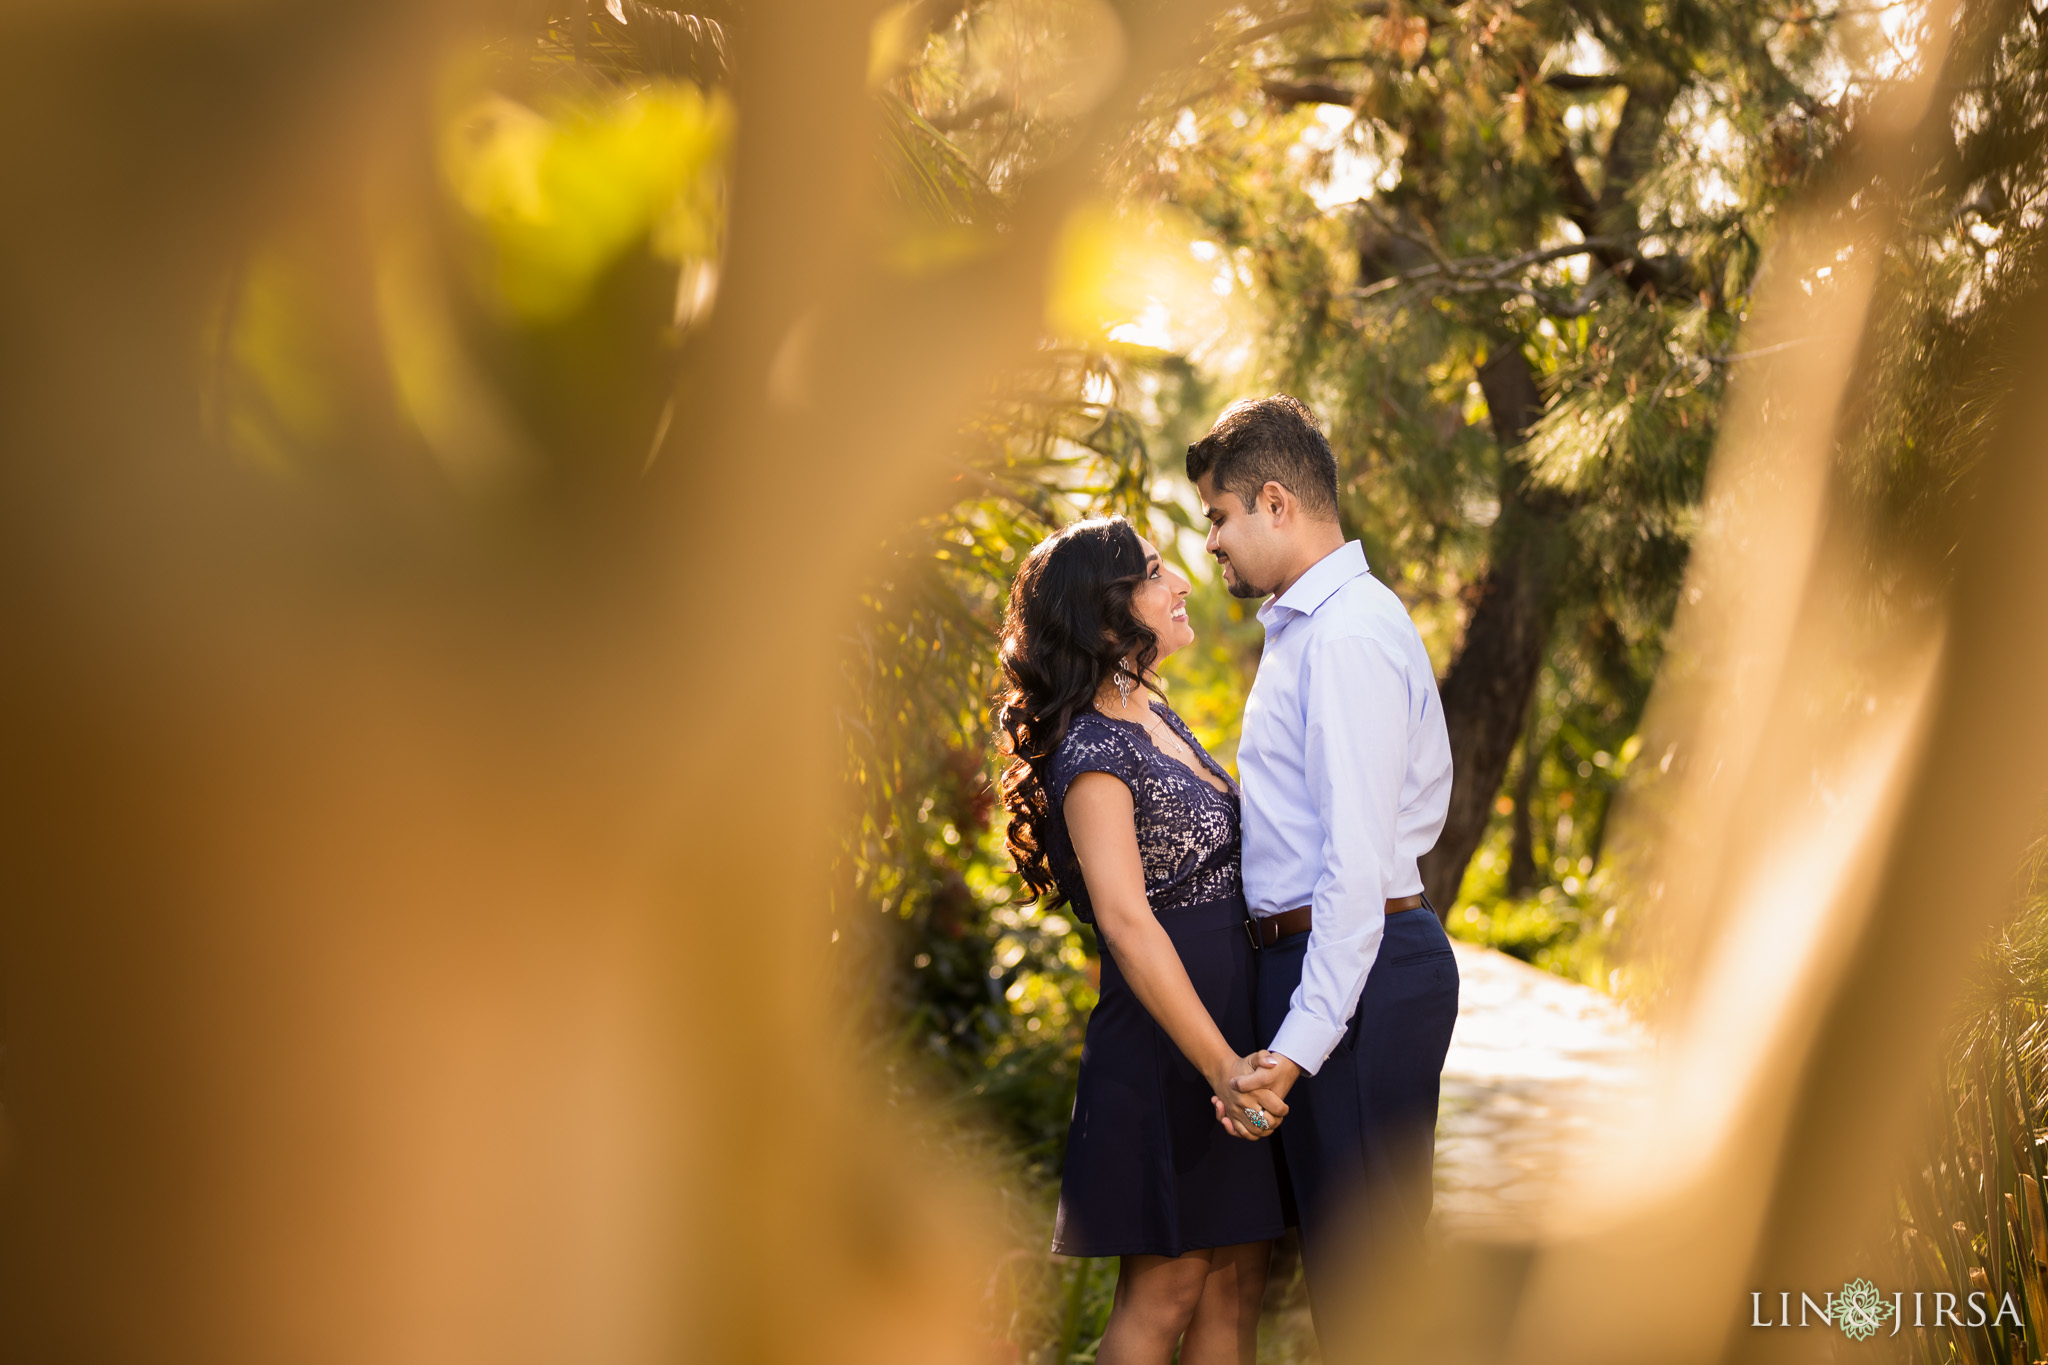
[1187,395,1459,1339]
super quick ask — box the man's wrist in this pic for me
[1232,1051,1299,1101]
[1268,1015,1335,1076]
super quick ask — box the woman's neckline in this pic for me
[1088,702,1234,797]
[1089,698,1168,728]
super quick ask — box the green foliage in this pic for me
[1084,0,1852,951]
[442,81,731,322]
[1450,859,1619,986]
[1444,600,1658,982]
[858,0,2048,1145]
[1884,846,2048,1363]
[1834,0,2048,591]
[834,351,1177,1171]
[209,10,732,491]
[846,0,1880,1211]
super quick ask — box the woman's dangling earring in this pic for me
[1113,661,1134,708]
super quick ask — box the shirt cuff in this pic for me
[1269,1012,1344,1077]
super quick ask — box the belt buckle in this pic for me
[1242,917,1262,952]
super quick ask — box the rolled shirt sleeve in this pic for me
[1267,632,1411,1074]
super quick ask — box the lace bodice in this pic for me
[1045,702,1243,923]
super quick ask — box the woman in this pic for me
[996,516,1289,1365]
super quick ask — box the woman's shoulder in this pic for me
[1052,711,1142,777]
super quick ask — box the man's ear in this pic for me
[1260,480,1294,524]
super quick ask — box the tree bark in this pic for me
[1506,719,1539,896]
[1419,344,1567,916]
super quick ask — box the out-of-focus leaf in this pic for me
[442,81,733,322]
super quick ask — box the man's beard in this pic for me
[1218,560,1268,599]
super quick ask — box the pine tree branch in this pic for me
[1259,77,1358,107]
[1343,236,1639,318]
[1544,72,1627,92]
[1346,233,1634,289]
[1264,70,1633,109]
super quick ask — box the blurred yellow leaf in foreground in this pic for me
[442,82,732,322]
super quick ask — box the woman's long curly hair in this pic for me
[996,516,1160,904]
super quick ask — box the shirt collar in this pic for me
[1256,541,1369,629]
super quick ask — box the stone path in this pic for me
[1431,940,1654,1239]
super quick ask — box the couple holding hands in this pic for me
[995,396,1461,1364]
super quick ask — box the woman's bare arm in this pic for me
[1064,771,1287,1137]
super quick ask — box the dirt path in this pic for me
[1432,940,1653,1238]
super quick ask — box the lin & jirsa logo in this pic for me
[1751,1278,2022,1340]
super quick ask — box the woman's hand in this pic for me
[1207,1054,1288,1140]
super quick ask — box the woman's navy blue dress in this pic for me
[1046,702,1285,1258]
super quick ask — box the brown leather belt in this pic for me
[1247,895,1426,950]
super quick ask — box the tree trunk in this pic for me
[1506,718,1539,896]
[1419,345,1567,916]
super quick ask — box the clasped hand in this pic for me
[1208,1052,1291,1140]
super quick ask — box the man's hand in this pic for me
[1233,1050,1303,1102]
[1207,1053,1289,1139]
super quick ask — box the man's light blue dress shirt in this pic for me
[1239,540,1453,1073]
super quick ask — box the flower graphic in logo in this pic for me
[1834,1279,1895,1340]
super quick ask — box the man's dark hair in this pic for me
[1185,394,1340,521]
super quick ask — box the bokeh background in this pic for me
[1,1,2046,1363]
